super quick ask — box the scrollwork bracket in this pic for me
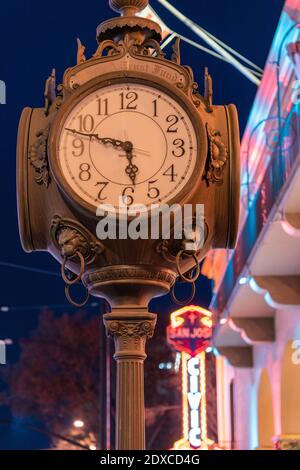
[203,123,228,185]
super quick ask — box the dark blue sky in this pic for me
[0,0,284,449]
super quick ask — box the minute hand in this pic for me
[65,128,129,151]
[65,127,138,184]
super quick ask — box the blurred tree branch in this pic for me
[0,310,101,449]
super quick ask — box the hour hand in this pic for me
[125,154,138,186]
[122,147,139,186]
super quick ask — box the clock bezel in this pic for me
[48,71,208,217]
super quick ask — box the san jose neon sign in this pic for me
[167,305,215,450]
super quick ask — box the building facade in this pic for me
[203,0,300,450]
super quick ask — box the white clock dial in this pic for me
[58,82,198,212]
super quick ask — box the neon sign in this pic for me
[167,305,212,356]
[167,305,218,450]
[187,356,203,447]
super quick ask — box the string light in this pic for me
[0,261,60,277]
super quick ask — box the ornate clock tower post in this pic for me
[104,309,157,449]
[17,0,240,450]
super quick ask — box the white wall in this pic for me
[217,307,300,449]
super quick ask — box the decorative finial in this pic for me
[97,0,160,43]
[44,69,56,116]
[204,67,213,113]
[109,0,148,16]
[171,37,181,65]
[76,38,86,64]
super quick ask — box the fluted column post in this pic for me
[104,308,157,450]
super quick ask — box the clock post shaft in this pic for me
[104,308,157,450]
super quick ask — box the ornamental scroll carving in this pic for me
[204,123,228,185]
[104,314,157,359]
[89,267,176,286]
[29,125,51,187]
[106,319,156,339]
[93,34,165,60]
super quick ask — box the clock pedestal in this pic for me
[104,308,156,450]
[86,265,175,449]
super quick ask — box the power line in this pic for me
[172,32,230,63]
[0,261,60,277]
[156,0,261,85]
[0,301,104,313]
[163,32,263,79]
[196,24,264,74]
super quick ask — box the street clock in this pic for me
[16,0,240,450]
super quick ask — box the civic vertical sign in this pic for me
[167,305,218,450]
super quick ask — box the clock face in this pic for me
[57,82,199,213]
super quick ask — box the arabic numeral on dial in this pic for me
[122,186,135,206]
[163,164,177,182]
[147,180,160,199]
[72,138,84,157]
[78,114,94,132]
[120,91,138,110]
[97,97,108,116]
[172,138,185,158]
[79,163,91,181]
[166,114,179,133]
[95,181,108,201]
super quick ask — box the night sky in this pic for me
[0,0,284,449]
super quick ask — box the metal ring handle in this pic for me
[175,250,200,283]
[65,283,89,308]
[61,251,85,285]
[171,281,196,306]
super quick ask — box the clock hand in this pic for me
[124,128,150,155]
[65,128,131,152]
[66,128,139,185]
[134,147,151,156]
[124,148,139,186]
[66,128,150,156]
